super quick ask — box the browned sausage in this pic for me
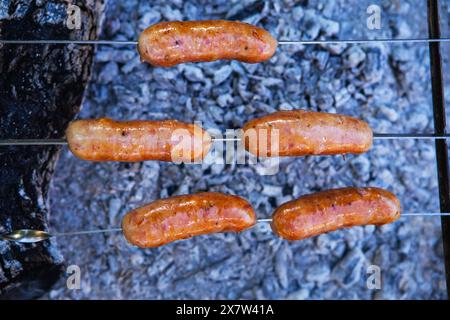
[242,110,373,157]
[271,187,401,240]
[66,118,211,163]
[122,192,256,248]
[138,20,278,67]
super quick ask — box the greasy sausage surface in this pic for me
[242,110,373,157]
[138,20,278,67]
[122,192,256,248]
[271,187,401,240]
[66,118,211,163]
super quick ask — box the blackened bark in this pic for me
[0,0,106,299]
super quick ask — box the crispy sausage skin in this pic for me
[138,20,278,67]
[242,110,373,157]
[122,192,256,248]
[271,187,401,241]
[66,118,211,163]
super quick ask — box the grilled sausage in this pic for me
[242,110,373,157]
[66,118,211,163]
[271,187,401,240]
[138,20,278,67]
[122,192,256,248]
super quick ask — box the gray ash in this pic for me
[46,0,446,299]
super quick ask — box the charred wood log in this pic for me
[0,0,106,299]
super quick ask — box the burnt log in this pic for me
[0,0,106,299]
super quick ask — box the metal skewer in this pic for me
[2,213,450,244]
[0,40,139,45]
[372,133,450,140]
[278,38,450,45]
[0,139,68,146]
[2,38,450,46]
[1,133,450,146]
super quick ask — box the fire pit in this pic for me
[1,0,449,299]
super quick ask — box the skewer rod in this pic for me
[279,38,450,45]
[1,213,449,243]
[1,38,450,45]
[0,139,68,146]
[46,213,450,236]
[1,134,450,146]
[0,40,139,45]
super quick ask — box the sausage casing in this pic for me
[242,110,373,157]
[66,118,211,163]
[138,20,278,67]
[122,192,256,248]
[271,187,401,240]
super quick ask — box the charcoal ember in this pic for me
[305,261,331,284]
[0,0,105,299]
[302,9,321,40]
[332,249,366,288]
[274,244,292,288]
[362,46,387,84]
[226,0,265,21]
[343,46,366,69]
